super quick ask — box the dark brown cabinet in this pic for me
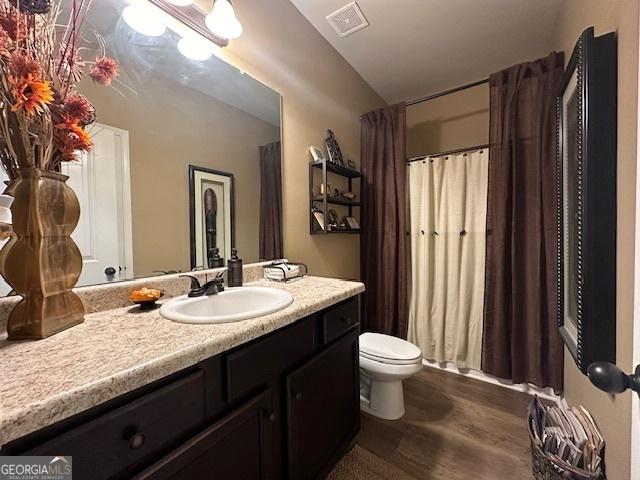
[135,388,274,480]
[20,370,207,480]
[286,329,360,480]
[3,296,361,480]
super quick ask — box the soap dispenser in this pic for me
[209,247,224,268]
[227,248,243,287]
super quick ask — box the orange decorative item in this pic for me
[0,168,84,339]
[0,1,118,338]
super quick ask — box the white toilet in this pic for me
[359,332,423,420]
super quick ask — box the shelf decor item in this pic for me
[344,216,360,231]
[309,146,326,163]
[325,129,345,166]
[0,1,119,339]
[309,153,362,235]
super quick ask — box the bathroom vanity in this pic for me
[0,276,363,480]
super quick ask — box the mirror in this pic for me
[556,27,616,373]
[0,0,283,294]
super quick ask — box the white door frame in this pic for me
[88,122,134,281]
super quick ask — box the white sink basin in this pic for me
[159,286,294,324]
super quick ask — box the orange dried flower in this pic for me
[0,7,26,42]
[55,117,93,162]
[9,52,40,78]
[89,56,119,86]
[10,74,54,116]
[63,93,95,126]
[0,28,10,57]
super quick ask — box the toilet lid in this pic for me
[359,333,422,365]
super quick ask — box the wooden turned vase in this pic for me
[0,167,84,339]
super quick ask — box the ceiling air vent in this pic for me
[326,2,369,38]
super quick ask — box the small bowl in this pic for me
[132,292,164,311]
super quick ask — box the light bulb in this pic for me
[122,5,166,37]
[177,36,216,61]
[166,0,193,5]
[205,0,243,39]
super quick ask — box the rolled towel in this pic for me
[264,262,300,281]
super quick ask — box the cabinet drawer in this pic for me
[226,317,315,404]
[23,370,206,480]
[134,388,274,480]
[322,297,359,344]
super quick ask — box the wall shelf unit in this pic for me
[309,159,362,235]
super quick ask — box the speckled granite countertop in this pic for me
[0,276,364,445]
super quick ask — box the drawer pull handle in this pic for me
[128,432,146,450]
[340,316,351,324]
[292,391,303,401]
[263,410,276,422]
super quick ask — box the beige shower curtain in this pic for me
[407,149,489,369]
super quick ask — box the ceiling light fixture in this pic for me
[205,0,242,40]
[122,5,167,37]
[177,36,217,61]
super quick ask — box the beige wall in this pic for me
[80,78,279,277]
[552,2,639,479]
[202,0,384,280]
[406,84,489,157]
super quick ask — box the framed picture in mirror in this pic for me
[189,165,234,270]
[556,27,617,374]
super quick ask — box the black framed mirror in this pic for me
[556,27,617,374]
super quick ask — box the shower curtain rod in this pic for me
[406,78,488,106]
[407,143,490,163]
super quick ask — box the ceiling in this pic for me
[290,0,563,104]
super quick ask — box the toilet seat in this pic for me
[359,332,422,365]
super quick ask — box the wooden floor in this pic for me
[352,367,534,480]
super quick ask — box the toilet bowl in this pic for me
[359,332,422,420]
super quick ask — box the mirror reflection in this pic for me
[0,0,282,294]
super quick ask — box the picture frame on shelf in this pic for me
[344,216,360,231]
[309,146,326,163]
[347,159,357,171]
[312,206,325,231]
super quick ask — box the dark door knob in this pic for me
[105,267,116,277]
[587,362,640,394]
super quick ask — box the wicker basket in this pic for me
[529,427,605,480]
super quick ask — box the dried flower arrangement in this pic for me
[0,0,120,340]
[0,0,119,179]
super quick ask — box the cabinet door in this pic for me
[286,329,359,480]
[135,388,275,480]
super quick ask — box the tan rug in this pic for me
[328,445,415,480]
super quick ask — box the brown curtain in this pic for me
[482,52,564,392]
[259,141,283,260]
[360,103,408,338]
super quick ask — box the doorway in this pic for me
[0,122,133,295]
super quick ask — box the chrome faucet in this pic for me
[180,270,227,297]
